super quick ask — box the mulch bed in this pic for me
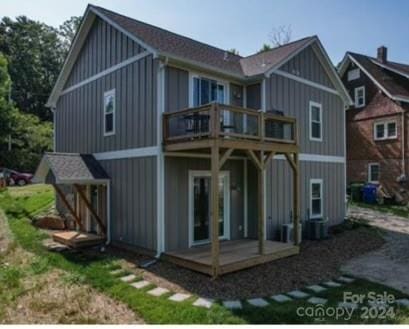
[140,227,385,299]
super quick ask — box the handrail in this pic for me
[163,102,298,145]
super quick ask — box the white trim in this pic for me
[309,101,323,142]
[93,146,159,161]
[243,159,248,238]
[188,170,230,247]
[103,89,116,136]
[261,79,266,111]
[106,181,111,245]
[309,178,323,219]
[368,162,380,184]
[52,107,56,151]
[61,51,150,96]
[275,69,339,96]
[354,86,366,108]
[371,59,409,80]
[373,120,397,141]
[274,153,345,163]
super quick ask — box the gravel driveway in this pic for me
[342,205,409,294]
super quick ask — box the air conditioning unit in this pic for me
[281,223,302,243]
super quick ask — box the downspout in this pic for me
[402,110,406,177]
[105,180,111,245]
[51,107,56,152]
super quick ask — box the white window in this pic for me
[354,86,365,108]
[374,121,397,140]
[310,179,323,219]
[309,101,322,142]
[368,163,380,183]
[348,68,360,81]
[103,89,116,136]
[192,76,226,106]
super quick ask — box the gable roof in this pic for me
[338,52,409,103]
[47,4,351,107]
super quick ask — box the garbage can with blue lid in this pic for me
[363,184,378,204]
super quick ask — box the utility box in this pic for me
[281,223,302,243]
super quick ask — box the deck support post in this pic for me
[258,151,265,255]
[211,142,220,278]
[285,153,300,245]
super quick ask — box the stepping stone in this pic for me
[120,274,136,283]
[193,297,213,309]
[147,287,169,297]
[287,290,310,299]
[307,297,328,305]
[323,281,342,288]
[169,293,191,302]
[110,269,124,275]
[271,294,293,303]
[306,285,327,293]
[130,280,150,289]
[338,302,358,310]
[223,300,242,309]
[396,299,409,308]
[247,298,269,307]
[337,276,355,283]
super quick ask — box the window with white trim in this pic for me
[374,121,397,140]
[368,163,380,183]
[310,179,323,219]
[354,86,365,108]
[192,76,226,106]
[348,68,360,81]
[309,101,322,141]
[103,89,116,136]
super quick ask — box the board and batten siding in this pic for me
[64,17,146,89]
[165,158,244,251]
[100,157,157,252]
[280,45,335,89]
[266,73,345,156]
[248,160,345,240]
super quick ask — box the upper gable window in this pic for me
[192,76,226,106]
[354,86,365,108]
[104,89,116,136]
[309,101,322,142]
[348,68,360,81]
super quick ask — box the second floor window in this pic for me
[104,89,116,136]
[374,121,397,140]
[309,101,322,141]
[354,86,365,108]
[192,76,225,106]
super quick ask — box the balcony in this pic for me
[163,103,299,153]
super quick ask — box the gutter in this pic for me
[106,181,112,245]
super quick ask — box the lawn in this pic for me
[351,201,409,220]
[0,184,408,324]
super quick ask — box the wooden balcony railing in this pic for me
[163,103,298,146]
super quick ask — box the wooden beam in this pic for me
[246,149,263,171]
[53,184,85,231]
[74,184,107,234]
[263,151,275,169]
[258,151,265,255]
[291,153,300,245]
[219,148,234,169]
[211,142,220,278]
[284,153,297,171]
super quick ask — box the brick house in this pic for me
[338,47,409,203]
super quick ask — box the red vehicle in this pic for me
[0,168,33,186]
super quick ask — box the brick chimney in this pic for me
[377,46,387,64]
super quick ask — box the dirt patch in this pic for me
[1,269,143,324]
[109,227,384,299]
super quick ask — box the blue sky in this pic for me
[3,0,409,65]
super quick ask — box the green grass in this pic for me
[351,201,409,219]
[0,185,408,324]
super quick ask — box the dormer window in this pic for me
[354,86,365,108]
[348,68,360,81]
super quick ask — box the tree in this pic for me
[0,16,65,121]
[258,43,272,53]
[59,16,82,54]
[0,53,15,152]
[269,25,292,47]
[227,48,240,56]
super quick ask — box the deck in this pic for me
[52,231,105,248]
[163,239,300,276]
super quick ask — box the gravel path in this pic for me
[342,205,409,294]
[122,227,383,299]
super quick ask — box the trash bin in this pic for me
[350,183,364,202]
[306,218,328,240]
[363,183,378,204]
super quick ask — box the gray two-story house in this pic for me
[35,5,352,277]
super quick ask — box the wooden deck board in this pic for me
[163,239,299,276]
[52,231,105,248]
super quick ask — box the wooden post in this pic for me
[211,142,220,278]
[292,153,300,245]
[53,184,85,231]
[258,151,265,255]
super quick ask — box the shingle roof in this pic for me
[92,5,315,78]
[34,153,109,184]
[348,52,409,100]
